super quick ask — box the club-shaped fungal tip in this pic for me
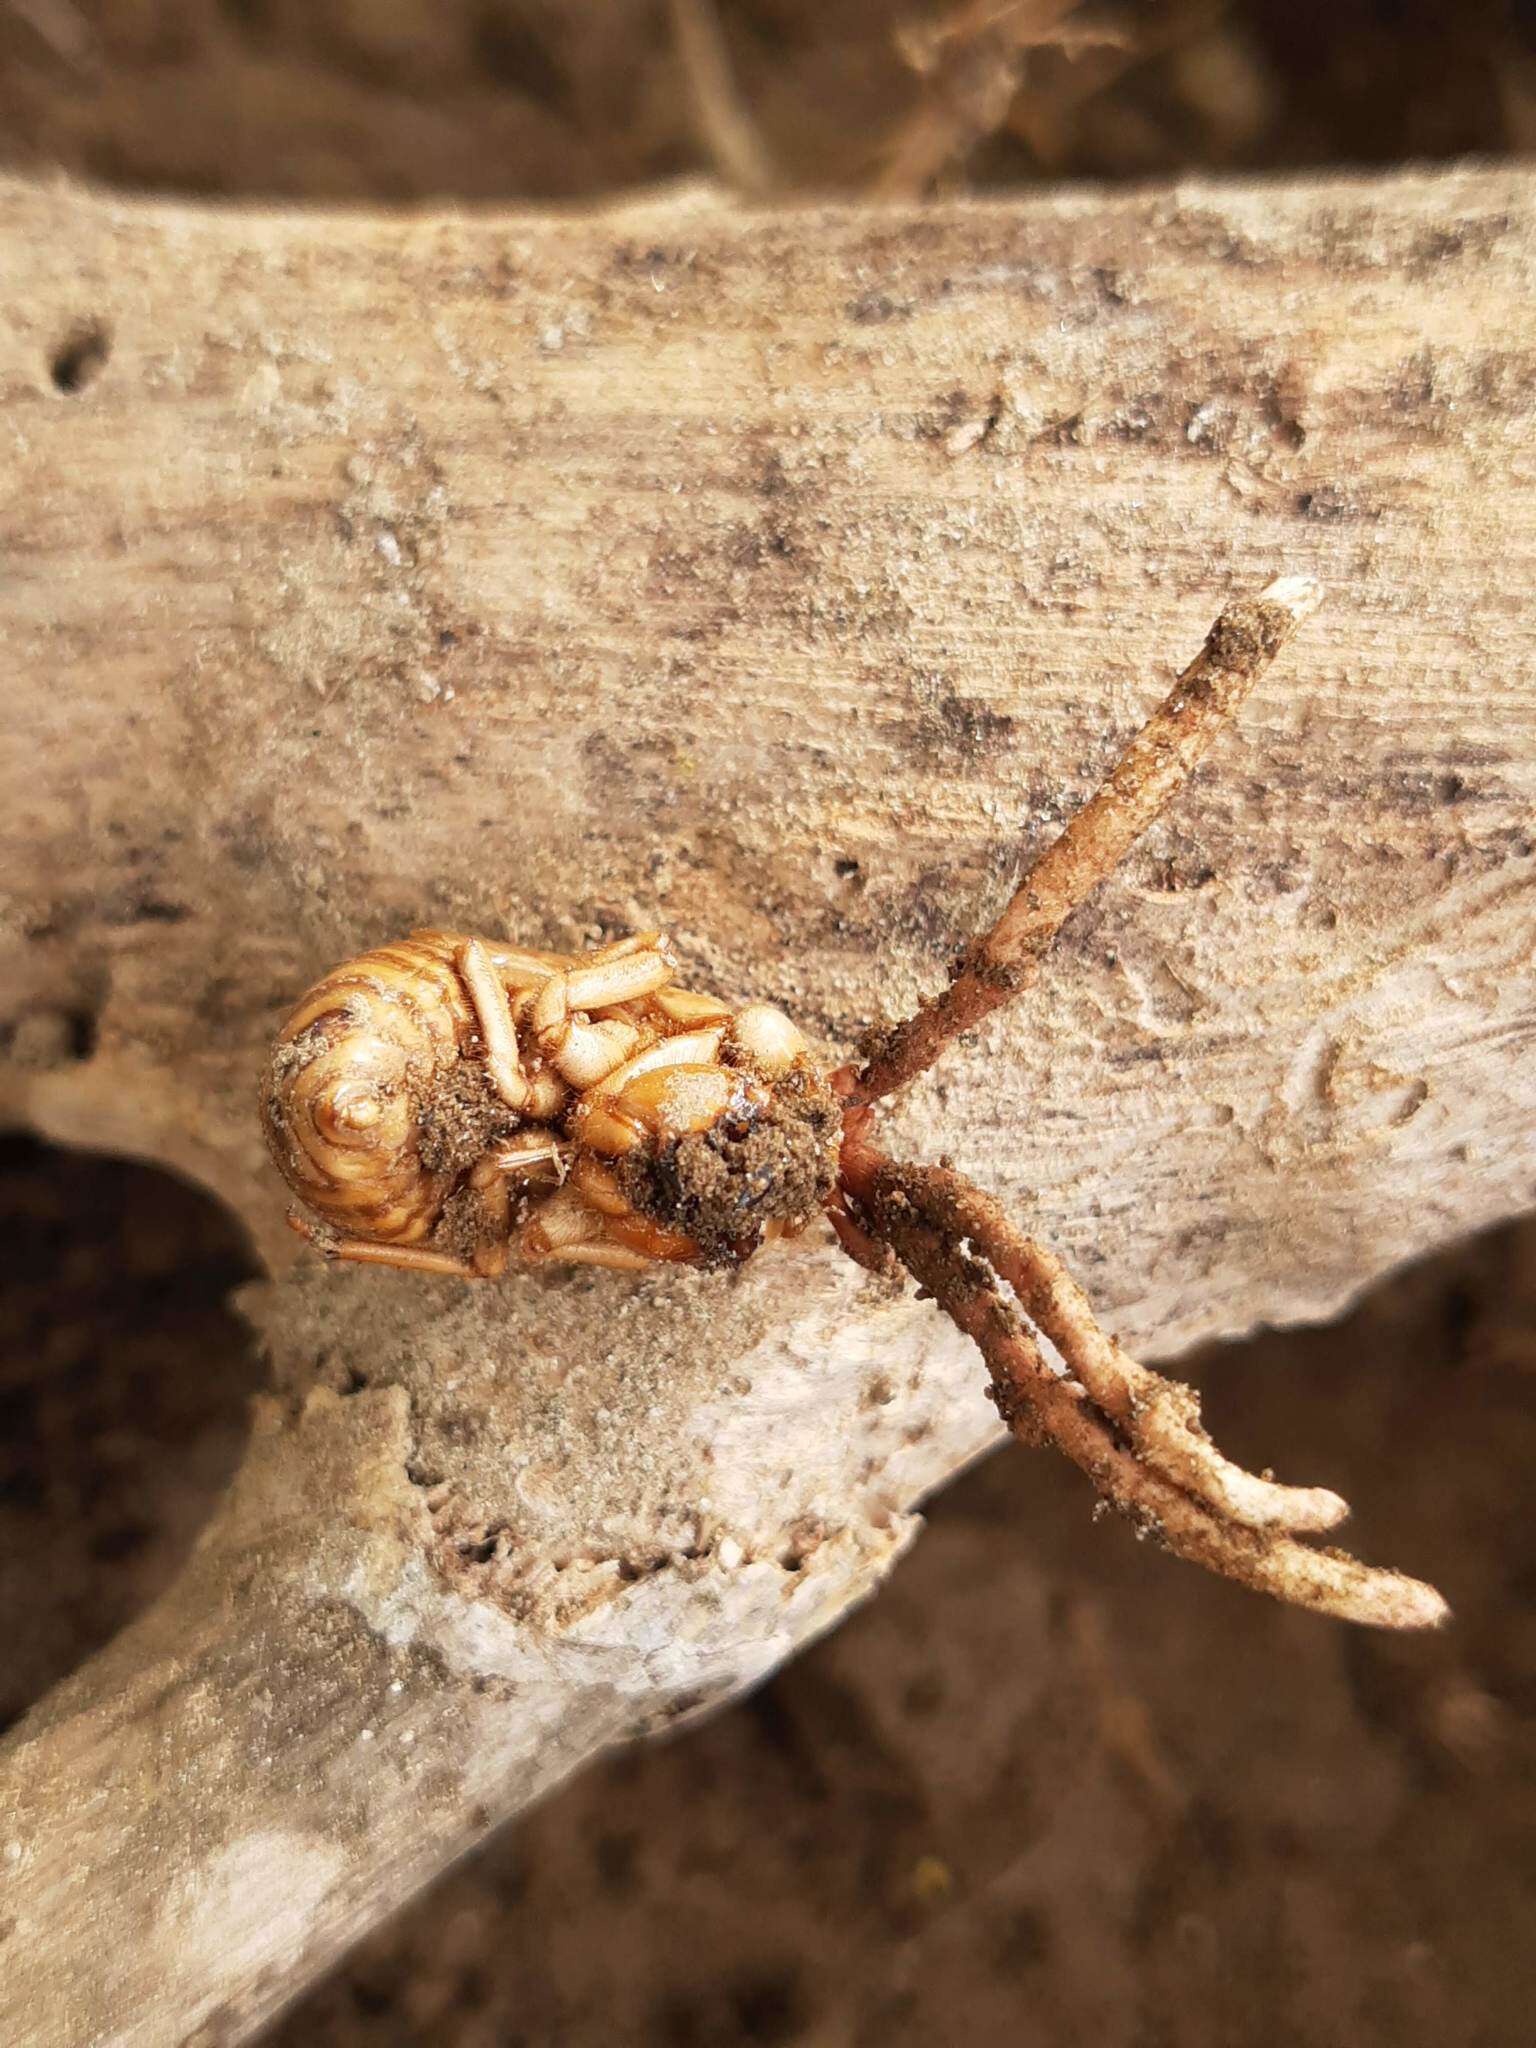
[1259,573,1324,621]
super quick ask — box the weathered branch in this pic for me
[2,163,1535,2047]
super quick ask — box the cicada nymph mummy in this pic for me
[260,928,841,1278]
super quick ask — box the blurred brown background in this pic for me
[1,0,1533,200]
[2,5,1534,2044]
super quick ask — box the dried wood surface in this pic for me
[1,164,1534,2048]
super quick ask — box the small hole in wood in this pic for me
[50,321,112,395]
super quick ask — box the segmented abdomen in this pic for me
[261,934,475,1246]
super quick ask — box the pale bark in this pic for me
[1,164,1534,2047]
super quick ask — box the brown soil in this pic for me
[0,1133,262,1730]
[2,1135,1532,2045]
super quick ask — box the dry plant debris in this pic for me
[876,0,1126,195]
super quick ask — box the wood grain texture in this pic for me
[1,165,1534,2047]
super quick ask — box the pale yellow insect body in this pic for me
[261,928,839,1278]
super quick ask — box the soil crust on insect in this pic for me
[619,1062,842,1264]
[414,1056,523,1184]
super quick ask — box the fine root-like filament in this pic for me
[837,1123,1447,1630]
[850,576,1323,1105]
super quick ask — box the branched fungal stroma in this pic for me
[261,578,1448,1631]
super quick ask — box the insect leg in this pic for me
[317,1236,478,1279]
[456,938,531,1112]
[530,947,676,1083]
[512,1182,673,1270]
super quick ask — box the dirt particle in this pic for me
[1204,597,1288,671]
[730,1969,807,2044]
[5,1004,98,1069]
[847,290,910,324]
[593,1828,640,1895]
[1297,485,1358,522]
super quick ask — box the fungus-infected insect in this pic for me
[262,578,1446,1631]
[262,925,839,1278]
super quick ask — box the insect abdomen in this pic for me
[261,935,476,1247]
